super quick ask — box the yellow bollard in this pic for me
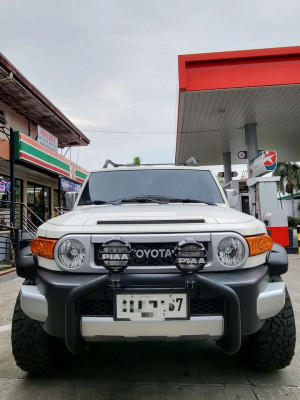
[297,225,300,255]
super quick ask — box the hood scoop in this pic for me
[97,219,206,225]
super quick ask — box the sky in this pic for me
[1,0,300,174]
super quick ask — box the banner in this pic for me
[37,126,58,153]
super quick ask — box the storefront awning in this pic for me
[14,132,89,183]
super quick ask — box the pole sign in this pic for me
[37,126,58,153]
[238,151,247,159]
[249,150,277,178]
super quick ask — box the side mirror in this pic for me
[225,189,239,208]
[65,192,78,210]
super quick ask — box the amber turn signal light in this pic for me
[245,234,273,256]
[31,238,57,259]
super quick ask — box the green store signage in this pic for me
[14,132,89,183]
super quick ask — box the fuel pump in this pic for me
[247,151,289,247]
[223,180,250,214]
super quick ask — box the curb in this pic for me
[0,267,16,277]
[285,247,299,254]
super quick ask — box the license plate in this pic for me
[115,293,188,321]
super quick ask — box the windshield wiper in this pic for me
[160,197,217,205]
[83,200,119,205]
[115,196,168,204]
[83,197,217,206]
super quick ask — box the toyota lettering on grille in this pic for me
[133,248,173,259]
[131,245,175,265]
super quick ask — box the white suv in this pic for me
[12,164,296,373]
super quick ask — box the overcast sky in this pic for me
[1,0,300,173]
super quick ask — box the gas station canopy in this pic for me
[176,47,300,166]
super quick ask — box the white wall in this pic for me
[0,100,37,140]
[278,198,300,218]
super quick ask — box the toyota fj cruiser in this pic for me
[12,160,296,373]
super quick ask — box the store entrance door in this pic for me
[27,183,50,225]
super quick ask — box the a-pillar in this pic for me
[222,152,232,185]
[244,123,259,215]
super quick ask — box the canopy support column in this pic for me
[244,123,258,163]
[244,123,259,215]
[222,152,232,185]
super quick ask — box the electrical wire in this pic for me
[80,128,240,134]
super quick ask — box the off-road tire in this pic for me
[11,294,61,373]
[239,277,296,371]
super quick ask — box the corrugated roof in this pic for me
[176,47,300,165]
[0,53,90,147]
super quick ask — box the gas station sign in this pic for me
[249,151,277,178]
[238,151,247,160]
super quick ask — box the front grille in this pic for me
[190,297,224,315]
[80,297,224,317]
[94,242,177,266]
[80,299,113,316]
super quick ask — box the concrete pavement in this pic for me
[0,255,299,400]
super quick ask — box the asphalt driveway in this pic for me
[0,255,299,400]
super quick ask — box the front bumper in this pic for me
[81,316,224,340]
[20,266,285,355]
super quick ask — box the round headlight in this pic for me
[217,237,245,267]
[175,239,207,273]
[57,239,86,270]
[99,239,131,272]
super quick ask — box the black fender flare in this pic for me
[16,246,38,280]
[266,243,288,277]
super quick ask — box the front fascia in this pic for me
[37,227,267,273]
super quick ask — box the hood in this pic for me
[47,203,256,226]
[40,203,264,238]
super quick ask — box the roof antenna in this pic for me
[103,159,121,168]
[183,157,198,166]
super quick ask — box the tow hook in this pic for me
[185,274,195,289]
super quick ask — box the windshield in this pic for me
[78,169,224,205]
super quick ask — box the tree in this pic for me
[273,162,300,219]
[133,156,141,165]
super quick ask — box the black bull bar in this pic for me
[65,273,241,356]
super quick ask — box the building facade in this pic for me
[0,53,90,227]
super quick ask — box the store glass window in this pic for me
[0,176,23,226]
[27,182,51,225]
[0,176,22,203]
[53,189,59,216]
[44,187,50,221]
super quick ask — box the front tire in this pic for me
[11,294,62,373]
[239,279,296,371]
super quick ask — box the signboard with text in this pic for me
[249,150,277,178]
[37,126,58,153]
[60,178,81,192]
[14,132,89,184]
